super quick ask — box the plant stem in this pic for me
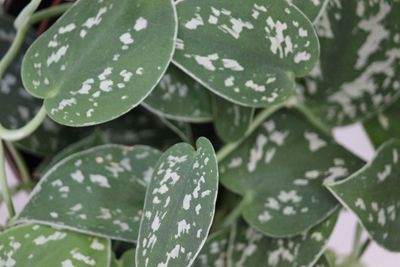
[0,141,16,217]
[292,102,331,137]
[352,223,363,257]
[29,3,73,25]
[358,238,371,258]
[0,106,47,141]
[14,0,43,30]
[220,192,254,228]
[5,141,30,184]
[216,99,291,162]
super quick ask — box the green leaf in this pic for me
[192,229,229,267]
[303,0,400,127]
[173,0,319,108]
[0,224,110,267]
[18,144,161,242]
[0,15,42,130]
[112,249,135,267]
[143,65,212,122]
[220,110,363,237]
[325,139,400,251]
[227,212,338,267]
[22,0,177,126]
[212,96,254,143]
[364,99,400,148]
[314,254,331,267]
[159,117,193,144]
[290,0,328,23]
[136,137,218,266]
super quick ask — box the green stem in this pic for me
[29,3,73,25]
[0,141,16,217]
[358,238,371,258]
[352,223,363,258]
[5,141,31,184]
[0,106,47,141]
[14,0,43,30]
[221,192,254,228]
[216,99,292,162]
[292,102,331,137]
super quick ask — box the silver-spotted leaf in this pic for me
[174,0,319,108]
[136,137,218,267]
[212,96,254,143]
[220,110,363,237]
[227,212,338,267]
[0,224,110,267]
[290,0,328,23]
[303,0,400,127]
[364,99,400,148]
[112,249,135,267]
[326,139,400,251]
[143,65,212,122]
[18,145,161,242]
[22,0,177,126]
[192,229,229,267]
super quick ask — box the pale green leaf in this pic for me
[290,0,328,23]
[192,229,229,267]
[212,96,254,143]
[326,139,400,251]
[228,212,338,267]
[173,0,319,107]
[22,0,177,126]
[220,110,363,237]
[112,249,135,267]
[136,137,218,266]
[18,144,161,242]
[143,65,212,122]
[0,224,110,267]
[303,0,400,127]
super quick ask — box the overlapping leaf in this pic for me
[174,0,319,108]
[212,96,254,143]
[0,224,110,266]
[18,145,161,242]
[290,0,328,23]
[227,212,338,267]
[303,0,400,127]
[220,110,363,237]
[136,137,218,267]
[192,229,229,267]
[143,65,212,122]
[314,255,331,267]
[112,249,135,267]
[22,0,177,126]
[326,139,400,251]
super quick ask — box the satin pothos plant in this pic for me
[0,0,399,266]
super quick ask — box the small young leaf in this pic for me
[22,0,177,126]
[227,212,338,267]
[220,110,363,237]
[192,229,229,267]
[303,0,400,127]
[212,96,254,143]
[174,0,319,108]
[326,139,400,251]
[290,0,328,23]
[136,137,218,267]
[143,65,213,122]
[0,224,110,266]
[364,99,400,148]
[112,249,135,267]
[18,145,161,242]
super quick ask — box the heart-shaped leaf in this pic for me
[227,211,338,267]
[212,96,254,143]
[173,0,319,108]
[0,224,110,267]
[18,144,161,242]
[303,0,400,127]
[22,0,177,126]
[136,137,218,267]
[364,99,400,148]
[143,65,212,122]
[290,0,328,23]
[112,249,135,267]
[192,229,229,267]
[220,110,363,237]
[326,139,400,251]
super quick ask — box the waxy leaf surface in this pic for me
[326,140,400,251]
[220,110,362,237]
[0,224,110,267]
[290,0,328,23]
[174,0,319,107]
[22,0,177,126]
[18,145,161,242]
[136,138,218,267]
[192,229,229,267]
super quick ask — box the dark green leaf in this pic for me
[192,229,229,267]
[290,0,328,23]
